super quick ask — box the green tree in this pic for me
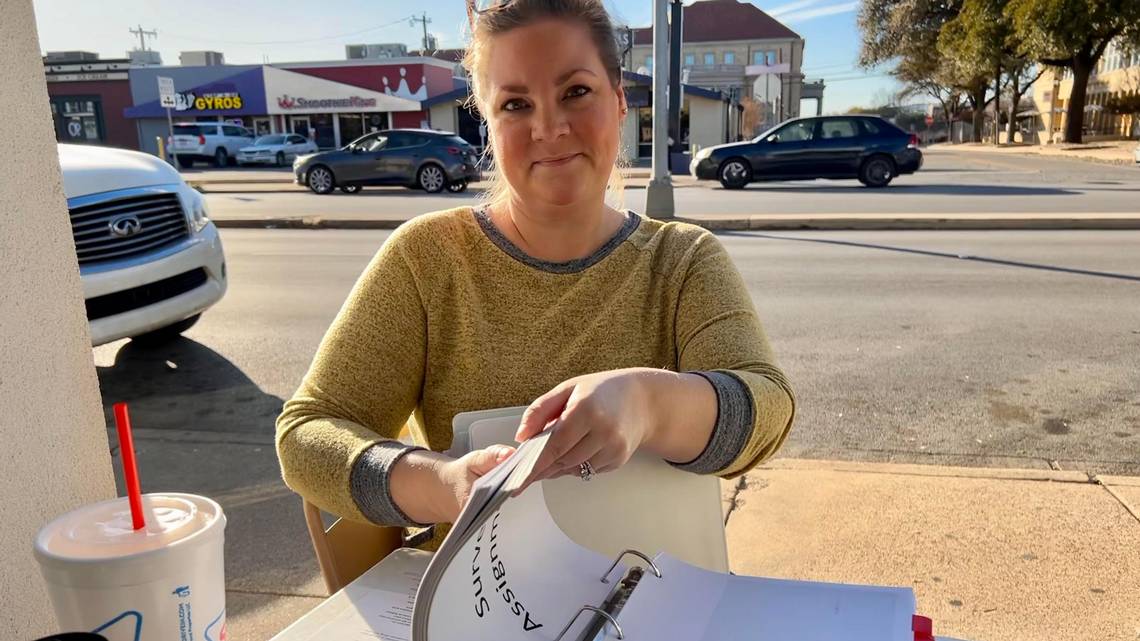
[939,0,1044,144]
[1006,0,1140,143]
[859,0,993,142]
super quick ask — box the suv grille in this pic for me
[70,192,190,266]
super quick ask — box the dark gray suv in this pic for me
[294,129,481,194]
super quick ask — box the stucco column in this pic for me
[0,1,117,635]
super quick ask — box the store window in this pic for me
[645,56,653,71]
[703,53,715,65]
[724,52,736,64]
[767,50,778,65]
[684,54,695,66]
[310,113,336,149]
[753,51,765,65]
[50,96,104,144]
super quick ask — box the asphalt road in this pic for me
[203,148,1140,220]
[95,228,1140,477]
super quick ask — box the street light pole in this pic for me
[646,0,675,219]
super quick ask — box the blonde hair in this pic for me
[462,0,628,209]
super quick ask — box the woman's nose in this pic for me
[531,105,570,142]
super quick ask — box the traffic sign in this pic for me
[158,76,175,109]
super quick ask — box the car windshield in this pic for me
[255,135,286,145]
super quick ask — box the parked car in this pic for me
[690,115,924,189]
[293,129,481,194]
[1134,141,1140,164]
[168,122,255,168]
[237,134,319,167]
[57,143,227,346]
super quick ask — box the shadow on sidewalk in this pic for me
[736,184,1079,197]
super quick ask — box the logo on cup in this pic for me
[173,585,191,598]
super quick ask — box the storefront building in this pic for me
[44,57,136,149]
[125,58,456,156]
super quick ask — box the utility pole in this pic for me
[667,0,683,156]
[645,0,674,219]
[129,25,158,51]
[410,14,432,52]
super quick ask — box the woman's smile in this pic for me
[533,152,583,168]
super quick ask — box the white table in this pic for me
[270,548,431,640]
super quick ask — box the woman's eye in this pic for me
[502,98,529,112]
[565,85,591,99]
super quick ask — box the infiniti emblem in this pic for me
[109,215,142,238]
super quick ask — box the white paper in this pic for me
[425,482,621,641]
[312,571,421,640]
[609,554,916,641]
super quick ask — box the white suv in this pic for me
[58,143,227,346]
[168,122,255,168]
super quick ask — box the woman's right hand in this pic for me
[435,445,515,523]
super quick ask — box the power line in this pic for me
[161,15,415,47]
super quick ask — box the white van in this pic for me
[58,143,227,346]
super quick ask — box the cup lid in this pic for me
[35,493,221,561]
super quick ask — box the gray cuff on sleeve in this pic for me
[350,441,431,528]
[670,371,755,475]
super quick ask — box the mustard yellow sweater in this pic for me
[276,206,794,533]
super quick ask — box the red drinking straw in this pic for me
[113,403,146,531]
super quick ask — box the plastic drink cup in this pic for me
[34,493,226,641]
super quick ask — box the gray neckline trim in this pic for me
[473,206,641,274]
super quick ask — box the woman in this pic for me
[275,0,795,549]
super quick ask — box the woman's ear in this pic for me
[616,84,628,117]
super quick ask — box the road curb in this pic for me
[757,457,1104,484]
[212,216,1140,232]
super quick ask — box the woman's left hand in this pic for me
[515,368,662,490]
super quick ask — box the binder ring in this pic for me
[601,549,662,584]
[553,605,624,640]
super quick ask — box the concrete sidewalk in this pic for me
[199,449,1139,640]
[943,141,1138,166]
[724,460,1140,641]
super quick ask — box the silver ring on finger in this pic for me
[578,460,595,482]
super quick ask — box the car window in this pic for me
[288,135,307,145]
[821,119,860,140]
[771,121,816,143]
[223,126,245,137]
[359,136,388,152]
[445,135,473,148]
[255,135,286,146]
[405,133,431,147]
[173,124,204,136]
[860,119,882,135]
[383,132,409,148]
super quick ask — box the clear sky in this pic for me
[32,0,900,114]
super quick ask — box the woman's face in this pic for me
[482,18,626,209]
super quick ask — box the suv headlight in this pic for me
[186,188,210,233]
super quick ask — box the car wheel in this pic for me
[214,148,229,168]
[307,165,336,194]
[130,314,201,347]
[718,158,751,189]
[859,156,895,188]
[340,184,362,194]
[276,152,286,167]
[418,164,446,193]
[446,180,468,193]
